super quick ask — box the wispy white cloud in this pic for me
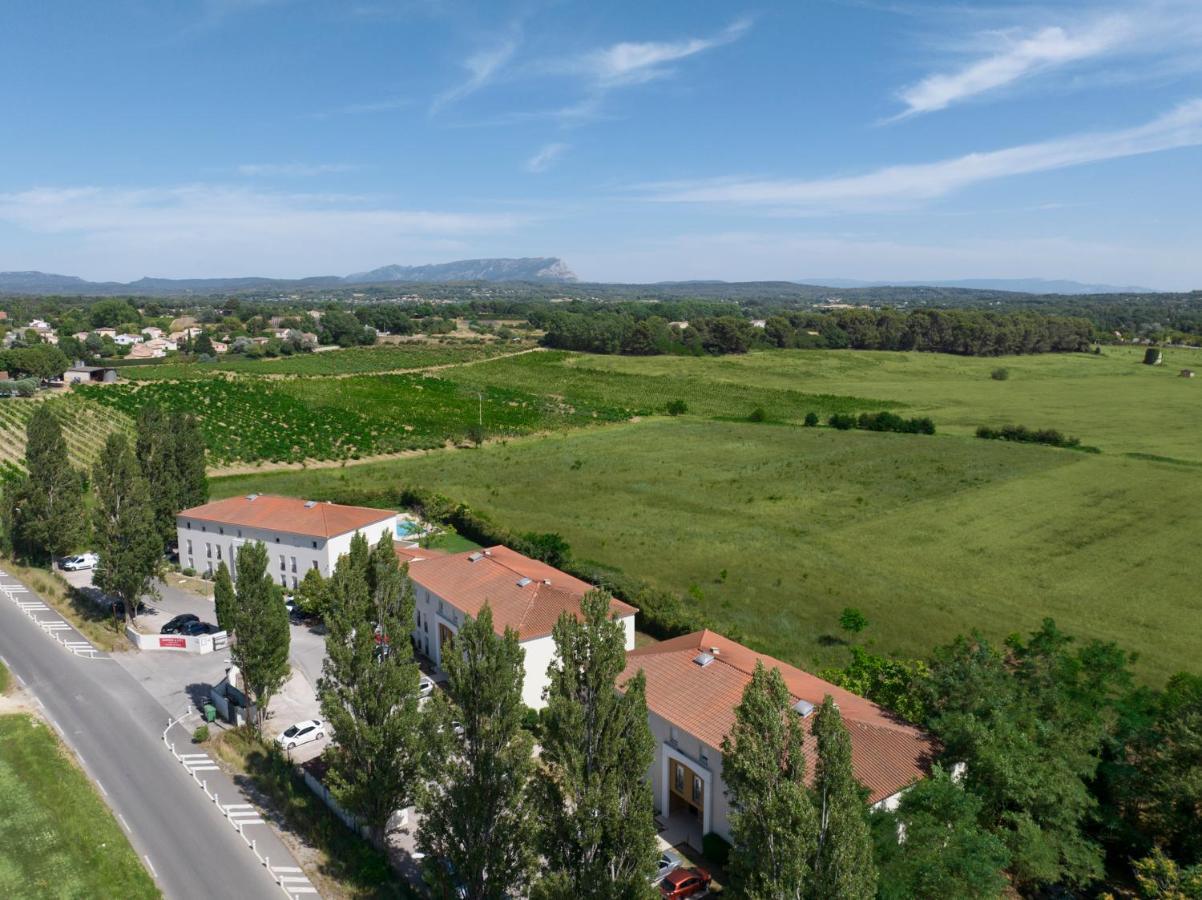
[0,185,528,279]
[578,17,752,88]
[310,96,411,119]
[895,16,1129,117]
[432,36,520,112]
[526,142,570,173]
[236,162,359,177]
[643,99,1202,212]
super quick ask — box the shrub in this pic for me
[665,399,688,416]
[748,406,768,422]
[702,831,733,866]
[991,367,1010,381]
[829,413,856,430]
[975,423,1096,452]
[192,724,210,743]
[803,411,819,427]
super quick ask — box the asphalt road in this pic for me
[0,571,291,900]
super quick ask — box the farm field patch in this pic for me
[116,342,520,380]
[0,714,158,899]
[0,394,133,484]
[579,345,1202,461]
[213,418,1202,684]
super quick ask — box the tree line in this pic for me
[539,308,1095,358]
[1,402,207,622]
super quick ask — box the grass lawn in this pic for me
[214,417,1202,684]
[0,714,158,899]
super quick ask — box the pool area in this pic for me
[395,515,426,540]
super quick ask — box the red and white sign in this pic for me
[159,636,186,649]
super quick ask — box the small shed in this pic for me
[1181,369,1196,378]
[64,365,118,385]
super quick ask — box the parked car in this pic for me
[653,850,683,885]
[659,867,711,899]
[61,553,99,571]
[179,620,219,636]
[276,719,324,750]
[160,613,199,635]
[418,674,435,698]
[283,595,303,624]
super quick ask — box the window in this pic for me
[186,521,192,529]
[311,560,319,571]
[279,574,286,586]
[280,554,286,572]
[219,527,224,535]
[692,774,702,804]
[416,611,422,627]
[216,546,222,561]
[206,542,212,558]
[675,764,684,793]
[311,540,317,549]
[291,576,297,589]
[186,540,193,555]
[290,556,296,573]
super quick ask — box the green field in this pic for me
[0,714,159,899]
[117,342,517,380]
[210,346,1202,684]
[0,395,133,484]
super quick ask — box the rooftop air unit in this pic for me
[516,577,532,587]
[793,699,815,718]
[303,500,317,508]
[693,652,715,667]
[468,552,484,562]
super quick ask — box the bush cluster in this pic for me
[828,412,936,435]
[975,424,1099,452]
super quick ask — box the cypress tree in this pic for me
[419,605,537,897]
[534,590,658,898]
[173,411,208,512]
[318,534,423,844]
[135,403,178,549]
[92,433,162,622]
[213,561,235,634]
[812,695,878,900]
[8,404,85,561]
[721,661,817,899]
[230,541,290,731]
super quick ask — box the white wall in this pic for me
[646,709,732,843]
[177,514,396,590]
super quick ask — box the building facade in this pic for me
[177,494,397,589]
[398,545,637,709]
[621,630,936,845]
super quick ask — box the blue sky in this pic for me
[1,0,1201,287]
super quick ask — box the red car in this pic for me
[659,866,711,898]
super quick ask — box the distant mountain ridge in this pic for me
[0,257,578,296]
[800,277,1157,295]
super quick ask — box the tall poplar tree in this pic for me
[318,534,423,843]
[721,662,818,899]
[135,404,208,549]
[534,590,658,899]
[812,695,878,900]
[6,404,85,561]
[92,433,161,622]
[419,605,537,898]
[213,561,235,633]
[230,541,290,731]
[172,412,208,512]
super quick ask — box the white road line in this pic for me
[272,866,303,873]
[277,875,312,883]
[288,888,319,894]
[143,855,158,878]
[96,780,108,797]
[179,753,210,760]
[187,764,220,772]
[118,813,131,831]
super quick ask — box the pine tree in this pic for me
[812,695,878,900]
[419,605,537,897]
[230,541,290,731]
[721,661,817,899]
[7,404,85,561]
[213,561,235,633]
[92,433,162,622]
[534,590,658,899]
[318,534,423,843]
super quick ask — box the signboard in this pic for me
[159,636,186,649]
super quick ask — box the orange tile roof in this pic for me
[179,495,395,539]
[403,545,637,642]
[393,545,447,564]
[621,630,936,804]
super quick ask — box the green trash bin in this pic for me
[204,704,217,723]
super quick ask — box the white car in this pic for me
[418,675,435,698]
[276,719,324,750]
[653,849,683,885]
[61,553,99,571]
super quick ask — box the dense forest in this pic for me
[538,307,1095,357]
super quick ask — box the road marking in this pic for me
[96,780,108,797]
[288,887,319,894]
[143,855,158,878]
[118,813,130,831]
[272,866,303,873]
[179,753,210,760]
[225,803,256,809]
[278,875,311,883]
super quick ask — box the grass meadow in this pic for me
[213,413,1202,684]
[0,714,158,899]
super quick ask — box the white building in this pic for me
[620,630,936,847]
[398,545,637,709]
[177,494,398,589]
[114,333,143,346]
